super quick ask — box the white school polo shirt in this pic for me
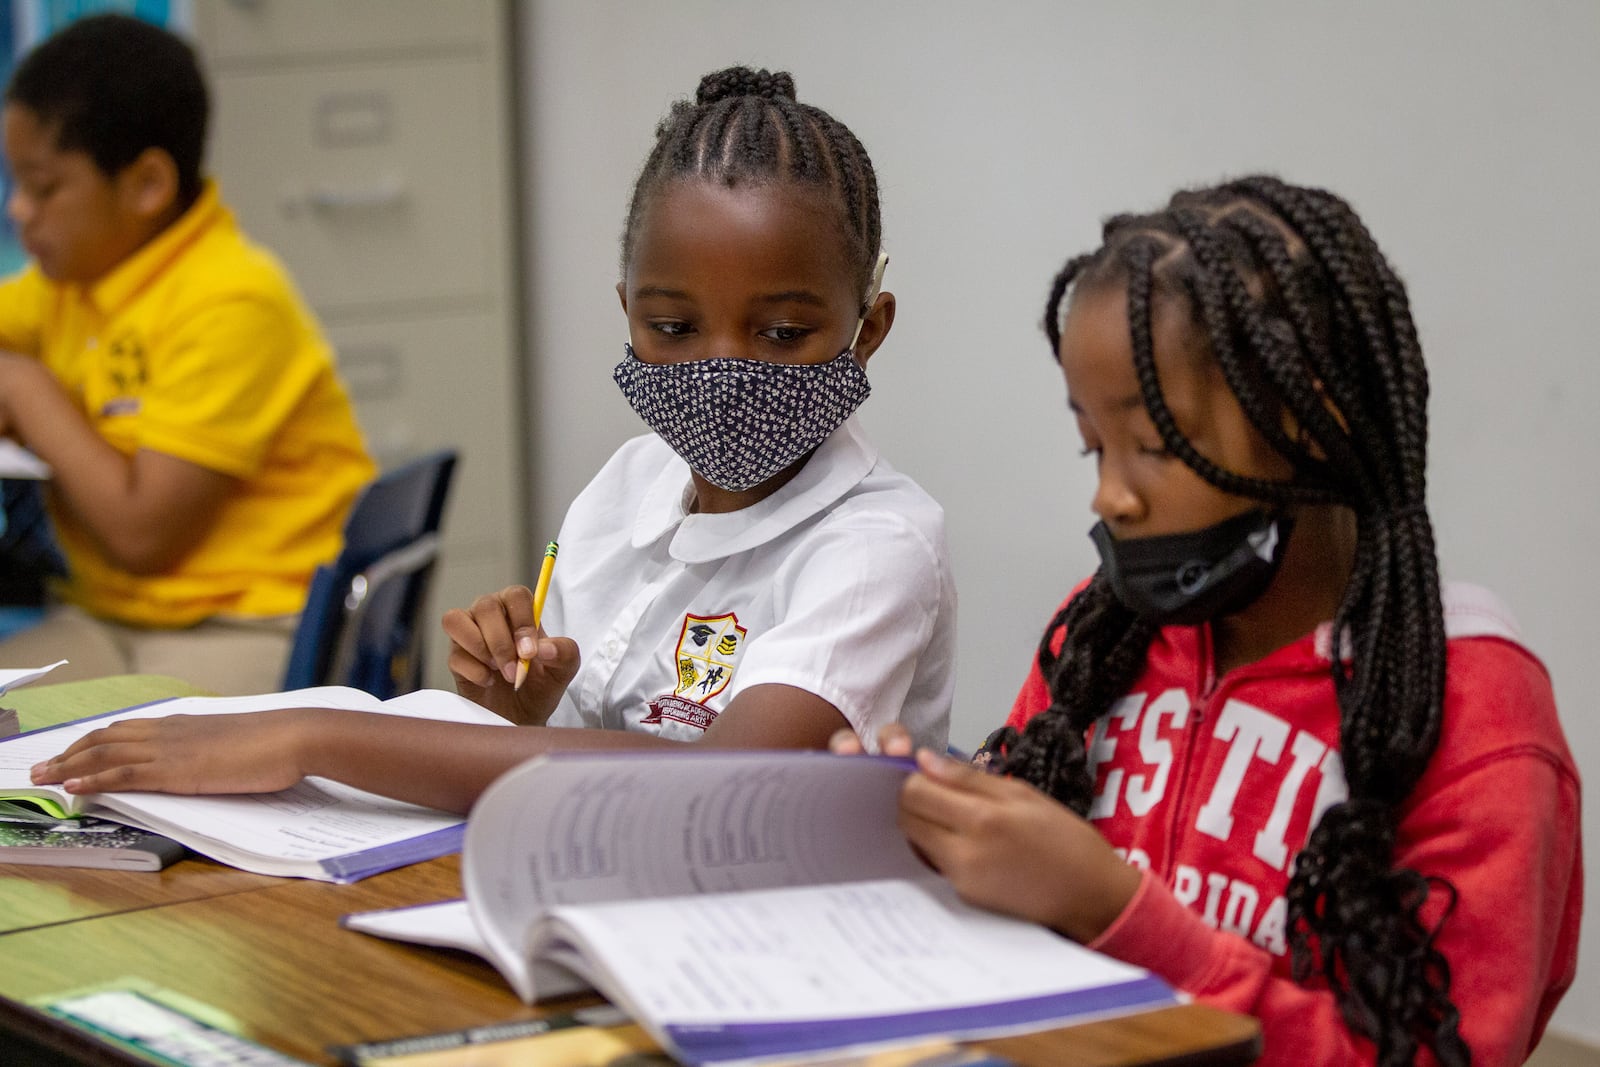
[542,416,954,751]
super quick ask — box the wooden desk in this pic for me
[2,675,284,934]
[0,858,283,937]
[0,857,495,1066]
[0,854,1260,1067]
[0,679,1261,1066]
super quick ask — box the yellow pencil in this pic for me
[514,541,559,691]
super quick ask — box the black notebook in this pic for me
[0,802,186,871]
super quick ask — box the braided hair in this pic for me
[621,66,881,295]
[993,176,1464,1065]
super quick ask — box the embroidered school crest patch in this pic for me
[97,331,148,417]
[641,612,748,732]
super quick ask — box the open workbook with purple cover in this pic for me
[344,751,1178,1067]
[0,686,511,881]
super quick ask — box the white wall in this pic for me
[516,1,1598,1041]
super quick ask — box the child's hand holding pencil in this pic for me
[441,541,576,725]
[515,541,560,690]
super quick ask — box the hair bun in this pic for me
[695,66,797,105]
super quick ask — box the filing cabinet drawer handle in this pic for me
[282,175,408,215]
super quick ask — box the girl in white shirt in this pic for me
[32,66,956,813]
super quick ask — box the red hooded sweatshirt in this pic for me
[1005,582,1581,1065]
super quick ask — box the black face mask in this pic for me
[1089,509,1295,626]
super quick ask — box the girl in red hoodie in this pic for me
[844,175,1580,1065]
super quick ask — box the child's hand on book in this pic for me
[897,748,1142,944]
[823,725,1139,940]
[442,585,580,726]
[29,710,317,796]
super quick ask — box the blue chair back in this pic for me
[282,449,458,697]
[0,479,65,609]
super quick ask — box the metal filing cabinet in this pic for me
[192,0,525,688]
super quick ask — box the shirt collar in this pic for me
[632,415,880,563]
[85,180,228,316]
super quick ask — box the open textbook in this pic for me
[344,752,1177,1066]
[0,686,511,881]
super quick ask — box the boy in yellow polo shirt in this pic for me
[0,15,375,693]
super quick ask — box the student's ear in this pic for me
[616,281,628,316]
[119,147,180,222]
[851,292,895,369]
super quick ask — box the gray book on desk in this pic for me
[0,806,186,871]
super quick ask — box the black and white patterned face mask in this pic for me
[613,344,871,492]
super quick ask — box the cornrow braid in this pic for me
[621,65,881,296]
[991,175,1464,1066]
